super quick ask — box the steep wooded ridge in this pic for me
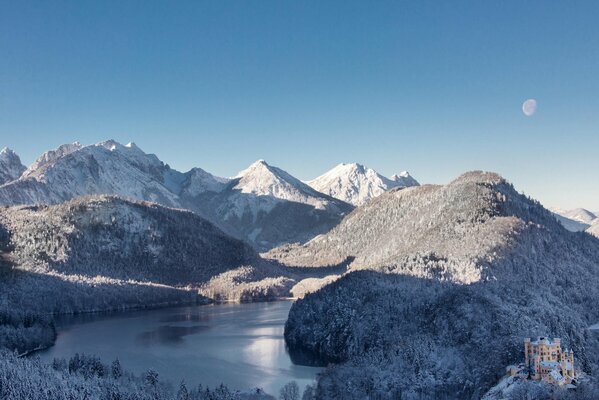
[0,141,352,250]
[283,171,599,399]
[0,195,256,284]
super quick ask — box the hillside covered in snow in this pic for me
[0,195,257,285]
[307,162,419,206]
[550,207,597,232]
[588,219,599,238]
[0,141,352,250]
[282,171,599,399]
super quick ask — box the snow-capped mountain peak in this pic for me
[308,162,419,206]
[390,171,420,188]
[0,147,26,185]
[233,159,330,202]
[23,142,83,178]
[234,159,271,179]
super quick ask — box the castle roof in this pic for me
[540,361,559,368]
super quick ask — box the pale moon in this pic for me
[522,99,537,116]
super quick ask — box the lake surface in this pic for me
[38,301,321,395]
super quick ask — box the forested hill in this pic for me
[0,195,257,285]
[284,171,599,399]
[267,171,597,283]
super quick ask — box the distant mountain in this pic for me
[191,160,353,250]
[307,162,419,206]
[281,171,599,399]
[0,141,351,250]
[0,195,256,285]
[390,170,420,188]
[588,219,599,238]
[0,147,25,185]
[550,207,596,232]
[0,141,184,207]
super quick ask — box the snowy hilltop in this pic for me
[550,207,597,232]
[307,162,419,206]
[0,195,257,286]
[588,219,599,238]
[0,147,26,185]
[281,171,599,399]
[0,141,353,250]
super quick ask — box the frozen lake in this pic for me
[38,301,320,395]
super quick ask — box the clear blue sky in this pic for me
[1,1,598,209]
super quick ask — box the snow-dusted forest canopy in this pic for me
[284,172,599,399]
[1,167,598,399]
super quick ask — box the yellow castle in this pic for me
[524,337,576,385]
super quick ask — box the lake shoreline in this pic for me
[36,300,320,396]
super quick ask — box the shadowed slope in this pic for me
[283,171,599,399]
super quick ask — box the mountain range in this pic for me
[306,162,419,206]
[0,141,417,250]
[1,141,599,398]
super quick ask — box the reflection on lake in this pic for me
[38,301,320,395]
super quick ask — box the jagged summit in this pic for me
[0,147,26,185]
[23,141,83,177]
[1,140,181,207]
[234,159,273,179]
[233,159,331,202]
[307,162,419,206]
[390,170,420,187]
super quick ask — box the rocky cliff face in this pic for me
[0,148,26,185]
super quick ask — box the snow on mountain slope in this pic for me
[0,148,26,185]
[551,207,596,224]
[180,167,229,197]
[550,207,596,232]
[0,143,351,250]
[191,160,353,250]
[0,140,232,208]
[390,170,420,188]
[225,160,347,218]
[588,219,599,238]
[307,163,419,206]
